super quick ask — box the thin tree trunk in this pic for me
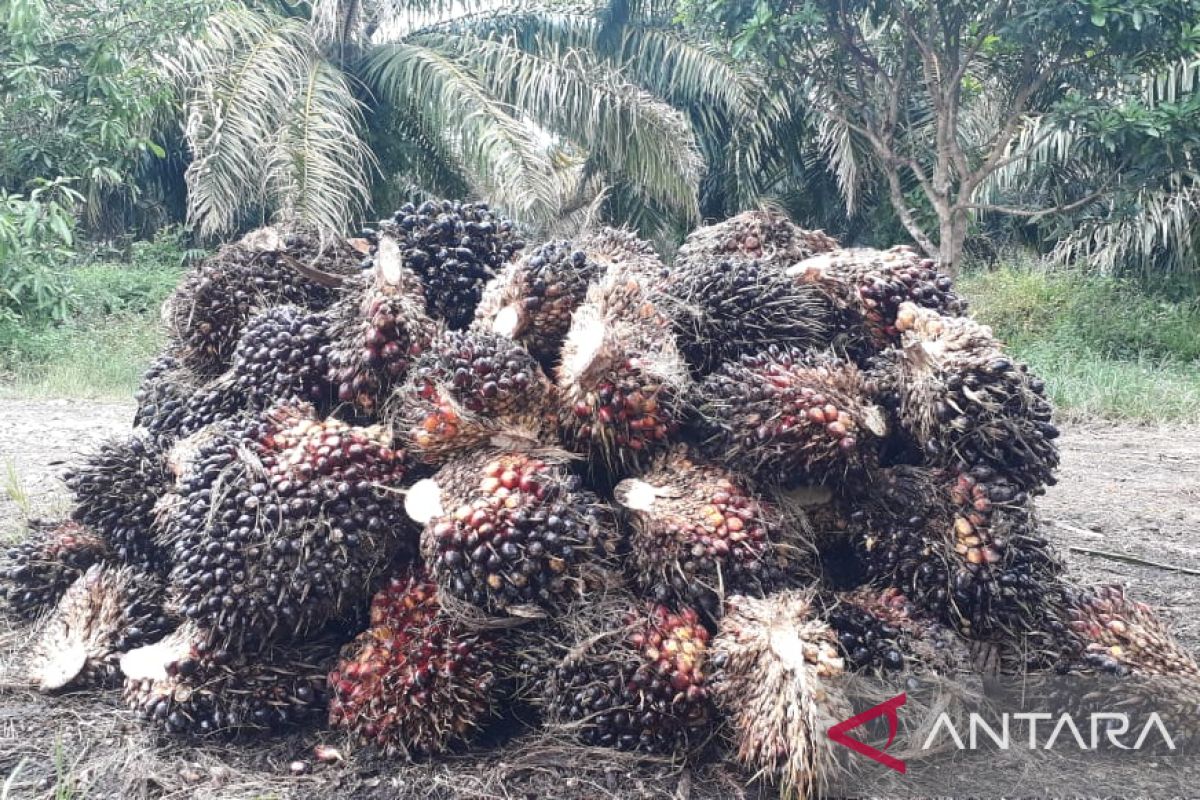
[937,210,967,277]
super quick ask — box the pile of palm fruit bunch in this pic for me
[3,202,1198,797]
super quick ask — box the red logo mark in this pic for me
[827,692,907,774]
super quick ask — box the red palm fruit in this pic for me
[545,601,713,753]
[121,621,335,736]
[691,346,886,487]
[789,245,966,353]
[892,303,1058,492]
[391,329,554,464]
[615,446,800,615]
[0,519,109,619]
[407,451,618,614]
[675,209,838,271]
[27,564,172,691]
[473,240,605,366]
[327,569,501,756]
[1060,584,1199,678]
[709,591,849,800]
[325,237,441,418]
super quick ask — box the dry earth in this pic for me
[0,400,1196,798]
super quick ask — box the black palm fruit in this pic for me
[0,519,109,619]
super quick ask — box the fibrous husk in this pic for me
[328,567,503,756]
[0,519,110,619]
[120,620,336,735]
[27,564,173,691]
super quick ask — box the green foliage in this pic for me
[0,177,82,324]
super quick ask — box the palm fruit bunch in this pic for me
[392,329,554,464]
[892,302,1059,490]
[674,209,838,272]
[63,434,171,570]
[328,568,501,756]
[163,226,354,378]
[0,519,109,618]
[325,240,441,417]
[229,305,334,412]
[708,591,850,800]
[614,446,800,616]
[27,564,172,691]
[375,200,525,329]
[472,240,605,367]
[692,346,885,486]
[557,260,689,477]
[160,404,415,646]
[120,621,336,735]
[1059,584,1199,678]
[660,256,833,376]
[133,351,200,445]
[410,451,616,614]
[789,246,966,353]
[543,600,712,753]
[820,586,969,676]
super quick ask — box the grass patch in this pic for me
[961,257,1200,422]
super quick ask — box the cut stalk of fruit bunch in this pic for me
[27,564,173,691]
[328,568,502,756]
[391,328,555,464]
[409,450,618,615]
[614,445,803,616]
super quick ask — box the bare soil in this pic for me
[0,401,1196,799]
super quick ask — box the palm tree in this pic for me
[167,0,785,242]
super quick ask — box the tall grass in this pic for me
[961,256,1200,422]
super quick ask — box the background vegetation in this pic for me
[2,0,1199,420]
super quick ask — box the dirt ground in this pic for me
[0,400,1197,798]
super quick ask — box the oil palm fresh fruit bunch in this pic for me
[27,564,172,691]
[230,305,334,412]
[391,329,554,464]
[692,347,886,487]
[371,199,525,330]
[133,352,202,446]
[660,256,833,376]
[120,620,336,735]
[557,263,690,478]
[0,519,109,619]
[473,240,605,368]
[674,209,838,272]
[325,239,441,418]
[408,450,618,615]
[789,246,966,354]
[709,590,850,800]
[328,568,502,756]
[64,434,171,571]
[1060,584,1198,678]
[614,445,802,616]
[543,600,712,753]
[160,404,416,648]
[893,303,1058,492]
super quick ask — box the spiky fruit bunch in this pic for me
[661,258,833,376]
[821,587,969,676]
[164,227,351,377]
[133,352,201,445]
[121,621,335,735]
[790,246,966,352]
[377,200,525,329]
[0,520,109,618]
[413,451,615,613]
[161,405,416,646]
[230,305,333,411]
[692,347,884,486]
[615,446,796,615]
[328,569,500,755]
[28,565,172,691]
[1060,584,1199,678]
[674,210,838,271]
[393,329,553,463]
[473,240,605,366]
[63,434,171,570]
[546,603,711,753]
[709,591,849,800]
[326,248,440,417]
[557,270,689,475]
[894,303,1058,491]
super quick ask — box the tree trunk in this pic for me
[937,210,968,277]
